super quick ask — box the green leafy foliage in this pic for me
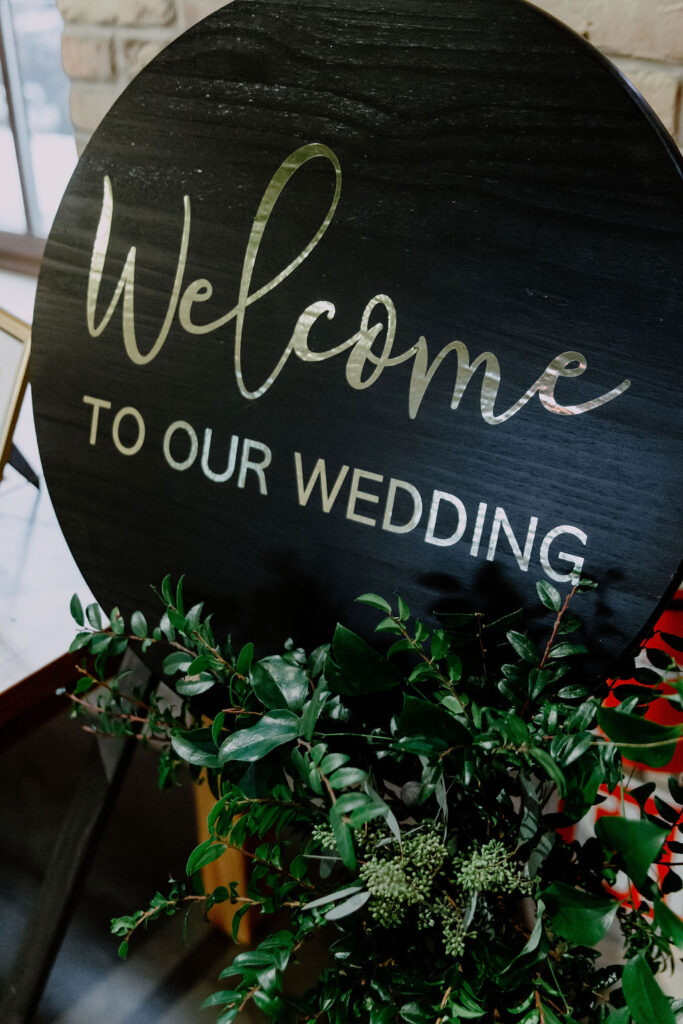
[544,882,618,945]
[597,705,682,768]
[595,816,670,890]
[66,578,683,1024]
[622,952,676,1024]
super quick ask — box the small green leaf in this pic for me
[187,839,227,876]
[328,624,402,696]
[201,991,238,1010]
[304,885,364,911]
[560,731,594,767]
[330,805,356,870]
[211,712,226,747]
[130,610,147,638]
[70,593,84,626]
[529,746,566,796]
[175,574,186,615]
[301,682,329,742]
[218,710,299,764]
[167,607,187,630]
[160,573,173,604]
[544,881,618,945]
[507,631,539,664]
[325,890,370,920]
[595,816,670,888]
[499,899,545,976]
[109,608,125,635]
[536,580,561,611]
[355,593,392,613]
[328,767,368,789]
[597,706,682,768]
[430,630,450,661]
[374,616,402,634]
[69,631,91,652]
[176,672,215,697]
[229,904,250,944]
[250,662,288,710]
[236,642,254,676]
[444,1000,485,1020]
[251,659,308,712]
[447,653,463,682]
[321,752,350,774]
[399,1003,431,1024]
[654,898,683,948]
[163,651,193,675]
[89,633,111,654]
[252,991,285,1017]
[184,655,209,676]
[86,603,103,629]
[260,656,308,711]
[548,642,587,659]
[397,596,410,622]
[117,940,129,960]
[171,728,220,768]
[622,951,675,1024]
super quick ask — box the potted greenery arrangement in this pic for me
[64,577,683,1023]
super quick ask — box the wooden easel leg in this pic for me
[0,651,152,1023]
[8,445,39,489]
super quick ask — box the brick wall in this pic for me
[59,0,682,152]
[540,0,683,145]
[58,0,230,153]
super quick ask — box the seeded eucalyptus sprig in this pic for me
[65,577,683,1024]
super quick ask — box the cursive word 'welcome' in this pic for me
[86,143,630,422]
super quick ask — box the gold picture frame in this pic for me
[0,307,31,482]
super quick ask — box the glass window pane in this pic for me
[0,76,28,233]
[9,0,77,236]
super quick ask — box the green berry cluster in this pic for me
[436,898,467,958]
[311,824,337,850]
[359,828,448,928]
[415,896,467,958]
[452,839,532,896]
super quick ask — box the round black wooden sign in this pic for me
[32,0,682,669]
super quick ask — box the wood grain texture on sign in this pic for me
[31,0,683,671]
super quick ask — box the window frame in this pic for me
[0,0,63,274]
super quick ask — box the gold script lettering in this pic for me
[179,142,342,400]
[86,143,631,421]
[87,175,190,366]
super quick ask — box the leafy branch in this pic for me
[64,577,683,1024]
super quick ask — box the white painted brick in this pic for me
[614,59,681,135]
[121,36,170,77]
[537,0,683,63]
[70,81,125,132]
[115,0,176,27]
[62,33,115,80]
[59,0,176,28]
[57,0,117,25]
[182,0,235,28]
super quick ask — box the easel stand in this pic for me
[8,444,39,489]
[0,651,153,1024]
